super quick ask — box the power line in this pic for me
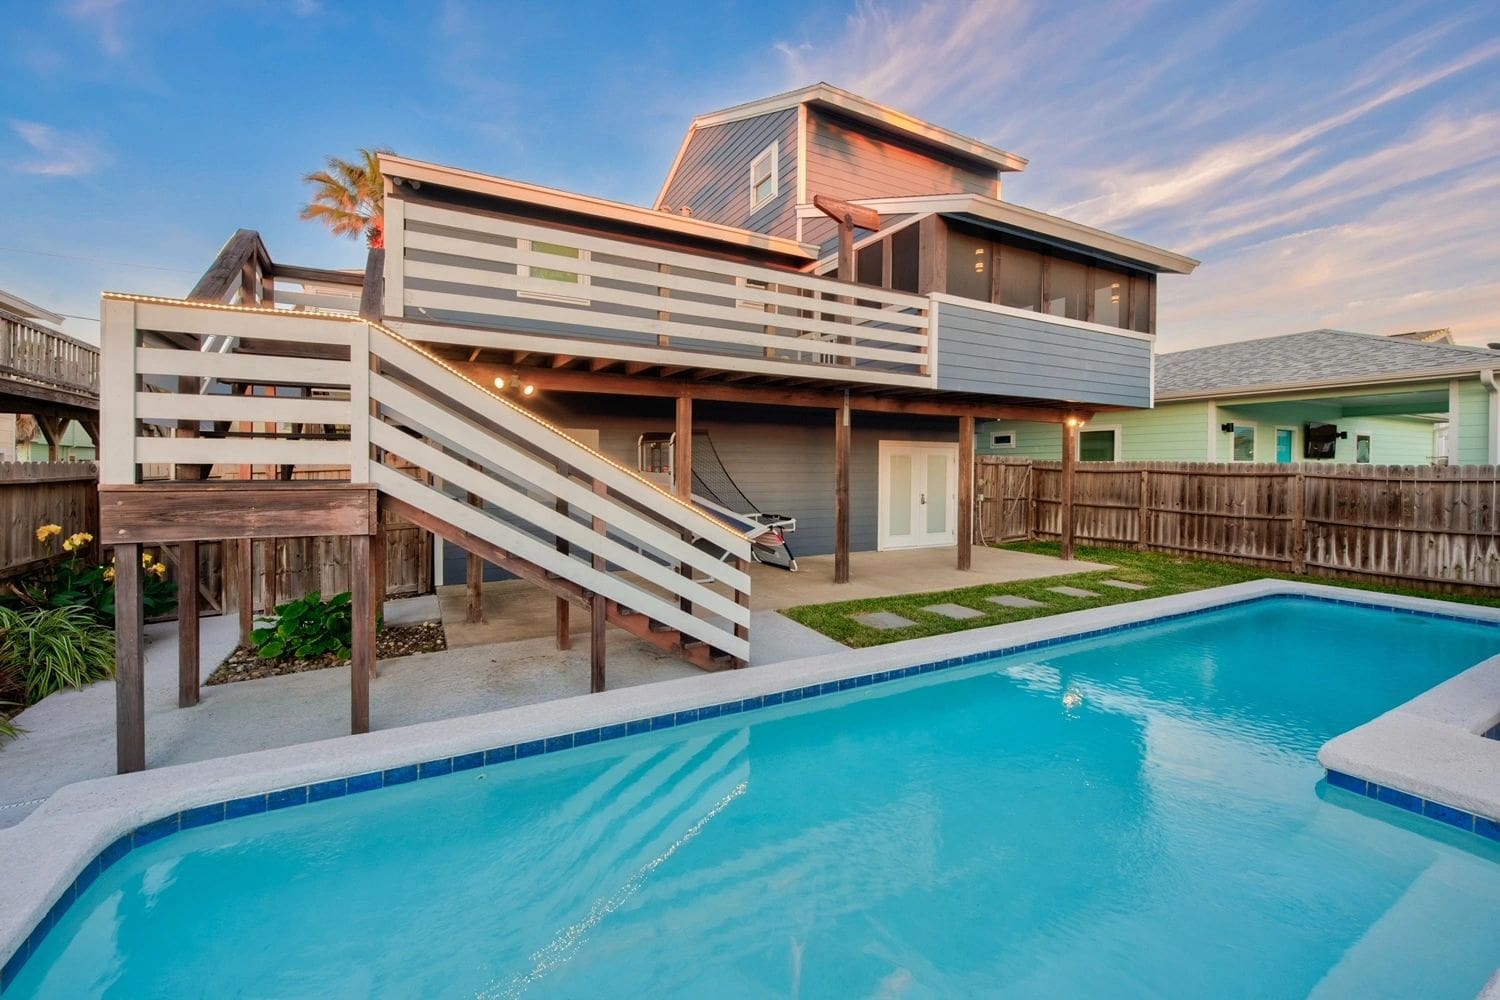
[57,312,100,324]
[0,245,198,274]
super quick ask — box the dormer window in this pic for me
[750,141,779,210]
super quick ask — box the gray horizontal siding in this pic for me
[804,110,996,203]
[439,400,957,583]
[936,301,1152,407]
[659,110,798,238]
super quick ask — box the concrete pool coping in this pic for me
[2,578,1497,981]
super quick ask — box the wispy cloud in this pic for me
[773,1,1500,347]
[9,120,109,177]
[64,0,129,57]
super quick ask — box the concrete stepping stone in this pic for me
[988,595,1047,609]
[1048,586,1099,599]
[1101,579,1149,591]
[851,611,917,630]
[922,603,985,620]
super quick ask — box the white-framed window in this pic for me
[750,141,779,211]
[517,239,591,305]
[1078,425,1121,462]
[990,430,1016,449]
[1355,434,1372,464]
[736,276,772,312]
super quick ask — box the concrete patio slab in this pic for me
[923,603,985,620]
[438,545,1110,647]
[1048,586,1100,599]
[851,611,916,630]
[988,595,1047,609]
[1101,580,1149,591]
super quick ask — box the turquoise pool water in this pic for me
[8,597,1500,998]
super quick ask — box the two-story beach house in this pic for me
[98,83,1197,769]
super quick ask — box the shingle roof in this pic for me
[1155,329,1500,397]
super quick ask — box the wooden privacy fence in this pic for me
[0,462,100,578]
[977,458,1500,592]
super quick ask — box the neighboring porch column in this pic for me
[1060,417,1080,561]
[675,395,694,613]
[834,393,851,584]
[114,542,145,774]
[591,478,608,693]
[958,415,974,571]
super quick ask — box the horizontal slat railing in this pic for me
[99,294,753,661]
[396,200,930,383]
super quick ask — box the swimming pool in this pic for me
[5,595,1500,997]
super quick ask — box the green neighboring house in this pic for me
[980,329,1500,466]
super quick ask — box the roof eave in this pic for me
[380,154,820,261]
[1156,365,1494,401]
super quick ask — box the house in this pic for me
[0,287,100,462]
[980,329,1500,466]
[97,83,1198,766]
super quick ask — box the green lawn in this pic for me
[780,542,1500,648]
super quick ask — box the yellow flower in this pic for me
[103,566,116,582]
[62,532,93,552]
[35,524,62,542]
[142,551,154,567]
[152,562,168,579]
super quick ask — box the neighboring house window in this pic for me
[736,276,772,312]
[1275,428,1295,464]
[750,142,779,211]
[1079,428,1118,461]
[1232,424,1256,462]
[990,431,1015,449]
[1355,434,1372,464]
[518,239,590,304]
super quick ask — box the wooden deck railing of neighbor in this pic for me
[0,309,100,398]
[978,456,1500,592]
[101,296,753,664]
[388,200,932,386]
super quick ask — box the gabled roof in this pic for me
[380,155,820,262]
[808,193,1199,275]
[656,83,1028,210]
[0,287,64,327]
[1156,329,1500,399]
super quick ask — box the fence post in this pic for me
[1137,468,1150,551]
[1291,468,1307,574]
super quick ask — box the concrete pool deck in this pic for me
[4,580,1498,992]
[0,600,841,830]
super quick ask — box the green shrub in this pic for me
[252,591,355,661]
[9,525,176,624]
[0,706,21,744]
[0,605,116,704]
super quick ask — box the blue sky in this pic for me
[1,0,1497,349]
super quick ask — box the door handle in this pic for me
[919,493,927,505]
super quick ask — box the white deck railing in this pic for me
[99,295,752,661]
[386,199,932,387]
[0,309,100,398]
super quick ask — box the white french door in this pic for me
[878,441,958,550]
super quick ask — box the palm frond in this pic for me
[299,147,394,247]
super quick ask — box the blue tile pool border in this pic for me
[2,590,1496,991]
[1324,768,1500,843]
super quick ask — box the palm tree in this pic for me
[299,148,392,248]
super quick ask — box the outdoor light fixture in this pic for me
[492,375,537,397]
[522,384,536,397]
[1221,422,1235,433]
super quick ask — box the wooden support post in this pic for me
[675,395,694,613]
[237,537,253,646]
[591,477,608,693]
[958,416,974,570]
[590,595,606,694]
[371,517,387,628]
[178,540,200,708]
[1137,469,1151,551]
[350,533,373,735]
[834,394,851,584]
[466,463,485,623]
[115,542,145,774]
[555,493,571,650]
[1060,419,1079,561]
